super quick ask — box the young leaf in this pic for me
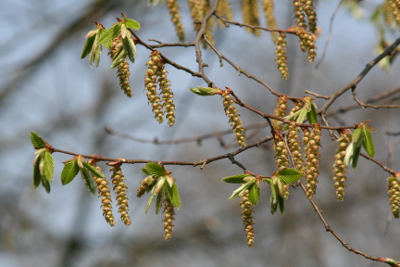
[42,150,54,183]
[190,86,221,96]
[228,182,253,200]
[122,34,137,63]
[269,182,278,215]
[98,24,121,49]
[41,176,51,194]
[155,187,165,214]
[362,129,375,157]
[166,183,181,209]
[351,143,362,169]
[82,161,105,178]
[61,159,79,185]
[80,167,97,195]
[278,192,285,214]
[89,34,102,68]
[125,19,141,30]
[142,163,166,177]
[222,174,250,184]
[352,128,363,148]
[248,184,260,205]
[307,103,318,124]
[110,46,127,69]
[33,154,42,188]
[344,142,354,166]
[296,108,308,124]
[145,193,156,214]
[277,168,302,184]
[30,131,46,149]
[81,34,96,59]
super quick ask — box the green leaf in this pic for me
[30,131,46,149]
[352,128,363,148]
[142,163,166,177]
[33,154,42,188]
[155,186,165,214]
[222,174,250,184]
[307,103,318,124]
[278,191,285,214]
[81,34,96,59]
[80,167,97,195]
[42,151,54,183]
[145,193,156,214]
[277,168,302,184]
[61,159,79,185]
[82,161,105,178]
[248,183,260,205]
[228,182,253,200]
[190,86,221,96]
[122,34,137,63]
[296,108,308,124]
[269,182,278,215]
[166,183,181,209]
[125,19,141,30]
[89,39,102,67]
[110,46,127,69]
[351,143,362,169]
[98,24,121,49]
[362,129,375,157]
[41,176,51,194]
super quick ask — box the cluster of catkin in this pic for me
[88,160,131,226]
[272,97,322,199]
[145,50,176,126]
[387,176,400,218]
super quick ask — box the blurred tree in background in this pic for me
[1,0,400,266]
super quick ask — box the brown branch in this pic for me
[319,37,400,114]
[299,182,400,267]
[50,135,273,169]
[104,122,269,146]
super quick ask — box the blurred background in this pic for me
[1,0,400,266]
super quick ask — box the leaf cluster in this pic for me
[223,168,302,214]
[344,122,376,168]
[81,13,140,68]
[141,163,181,214]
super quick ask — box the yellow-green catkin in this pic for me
[89,159,115,226]
[163,196,176,240]
[110,166,131,225]
[222,89,246,147]
[110,36,133,97]
[289,99,304,115]
[273,132,290,170]
[295,26,317,62]
[332,132,351,201]
[166,0,185,42]
[275,32,289,79]
[240,190,255,248]
[137,176,157,197]
[145,51,165,123]
[242,0,261,36]
[288,121,304,173]
[272,95,288,130]
[217,0,233,27]
[384,0,400,27]
[387,176,400,218]
[158,68,176,126]
[396,0,400,9]
[262,0,278,41]
[293,0,307,29]
[303,0,317,33]
[303,124,321,199]
[188,0,215,46]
